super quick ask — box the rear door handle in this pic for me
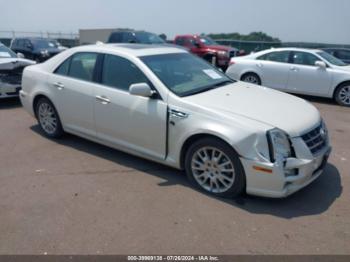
[53,82,64,90]
[290,67,299,72]
[96,95,111,104]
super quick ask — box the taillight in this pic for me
[229,60,235,66]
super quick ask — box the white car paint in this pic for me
[20,44,331,198]
[226,48,350,100]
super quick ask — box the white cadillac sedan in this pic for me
[20,44,331,198]
[226,48,350,106]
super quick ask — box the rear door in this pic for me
[48,52,99,137]
[286,51,332,96]
[93,54,167,160]
[255,51,291,90]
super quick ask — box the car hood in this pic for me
[0,58,36,70]
[333,65,350,72]
[184,82,320,137]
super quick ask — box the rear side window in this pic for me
[69,53,98,81]
[55,58,71,76]
[292,51,319,66]
[101,54,149,91]
[258,51,290,63]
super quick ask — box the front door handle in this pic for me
[53,82,64,90]
[290,66,299,72]
[96,95,111,105]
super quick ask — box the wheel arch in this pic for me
[332,80,350,99]
[179,133,240,170]
[240,71,262,83]
[32,93,57,119]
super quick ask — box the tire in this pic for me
[241,73,261,85]
[35,97,64,138]
[184,137,246,198]
[334,82,350,107]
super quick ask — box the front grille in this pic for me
[301,124,327,155]
[0,67,24,85]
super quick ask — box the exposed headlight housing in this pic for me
[267,128,292,164]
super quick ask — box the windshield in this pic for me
[32,39,59,49]
[0,45,17,58]
[135,32,165,44]
[141,53,234,97]
[199,36,218,46]
[317,51,347,66]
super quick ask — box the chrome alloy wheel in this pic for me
[38,102,58,134]
[338,85,350,105]
[191,147,235,193]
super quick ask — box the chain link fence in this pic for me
[0,30,79,47]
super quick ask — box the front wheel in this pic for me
[334,83,350,107]
[185,138,246,198]
[35,97,64,138]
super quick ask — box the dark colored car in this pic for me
[10,38,65,62]
[174,35,238,69]
[107,30,166,44]
[322,48,350,64]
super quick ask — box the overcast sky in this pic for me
[0,0,349,44]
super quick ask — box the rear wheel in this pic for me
[334,82,350,107]
[241,73,261,85]
[185,138,246,198]
[35,97,64,138]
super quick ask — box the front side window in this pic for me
[258,51,290,63]
[101,54,150,91]
[199,36,218,46]
[69,53,98,81]
[292,51,319,66]
[141,53,234,97]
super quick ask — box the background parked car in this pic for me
[0,42,35,99]
[10,37,65,62]
[322,48,350,64]
[174,34,238,70]
[107,30,166,44]
[226,47,350,106]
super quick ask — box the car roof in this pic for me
[13,37,55,41]
[255,47,323,56]
[71,43,187,57]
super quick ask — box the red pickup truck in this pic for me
[174,35,238,69]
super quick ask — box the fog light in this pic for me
[285,168,298,177]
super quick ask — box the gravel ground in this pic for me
[0,96,349,255]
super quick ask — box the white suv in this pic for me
[20,44,331,198]
[226,48,350,106]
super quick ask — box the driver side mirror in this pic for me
[315,61,327,69]
[17,52,25,58]
[129,83,156,98]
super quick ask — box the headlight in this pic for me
[40,50,49,57]
[267,128,292,163]
[217,50,229,57]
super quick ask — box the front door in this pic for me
[286,51,332,96]
[94,54,167,160]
